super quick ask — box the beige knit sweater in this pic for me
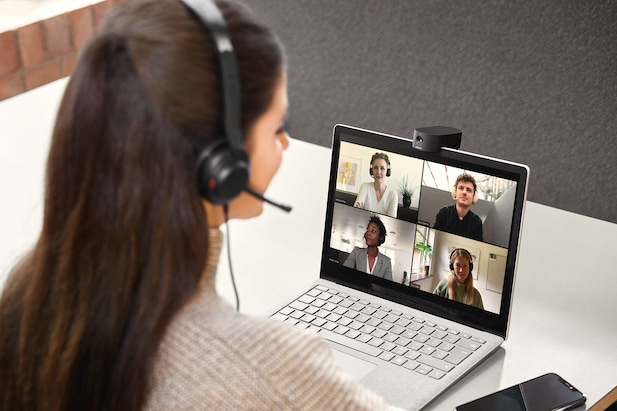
[143,229,401,410]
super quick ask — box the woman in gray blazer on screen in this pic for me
[343,216,393,281]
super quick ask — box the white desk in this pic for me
[2,79,616,410]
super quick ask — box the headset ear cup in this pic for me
[472,191,479,204]
[196,139,250,204]
[386,164,391,177]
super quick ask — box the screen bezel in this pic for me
[320,124,529,339]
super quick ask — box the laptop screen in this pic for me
[322,125,529,338]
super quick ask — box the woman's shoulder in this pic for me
[435,278,448,289]
[159,292,331,357]
[378,250,392,262]
[437,277,448,286]
[146,294,337,409]
[348,246,365,257]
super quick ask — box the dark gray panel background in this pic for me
[243,0,617,224]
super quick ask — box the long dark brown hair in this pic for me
[0,0,283,410]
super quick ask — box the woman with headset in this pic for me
[0,1,400,410]
[343,216,393,281]
[433,248,484,309]
[353,152,399,218]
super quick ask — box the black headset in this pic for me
[449,248,473,272]
[180,0,250,205]
[369,153,391,177]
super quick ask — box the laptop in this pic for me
[268,124,529,410]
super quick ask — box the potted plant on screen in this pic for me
[415,241,432,276]
[396,174,415,208]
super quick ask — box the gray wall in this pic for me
[245,0,617,224]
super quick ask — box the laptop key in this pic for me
[300,313,316,323]
[380,342,397,352]
[373,310,388,319]
[348,321,363,330]
[415,364,432,375]
[368,338,385,348]
[404,350,420,361]
[356,333,372,344]
[333,306,348,315]
[432,330,448,340]
[298,294,315,304]
[456,338,481,351]
[395,317,411,327]
[443,334,460,344]
[355,313,371,323]
[323,302,337,311]
[417,354,455,372]
[345,329,361,339]
[336,317,352,326]
[371,329,387,339]
[419,346,436,355]
[439,342,455,352]
[444,346,472,365]
[329,296,343,304]
[312,318,327,327]
[333,325,350,335]
[378,352,395,361]
[307,288,321,297]
[279,306,293,315]
[419,326,434,335]
[428,369,446,380]
[392,346,408,356]
[431,350,448,360]
[403,360,420,371]
[289,300,308,311]
[305,305,319,315]
[319,329,382,357]
[322,321,337,331]
[401,330,418,340]
[290,310,304,319]
[366,318,382,327]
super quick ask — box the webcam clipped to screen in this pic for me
[412,126,462,152]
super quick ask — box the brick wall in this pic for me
[0,0,132,102]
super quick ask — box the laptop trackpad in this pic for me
[330,349,377,381]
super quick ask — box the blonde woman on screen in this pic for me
[433,248,484,309]
[354,152,398,218]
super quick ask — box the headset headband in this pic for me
[180,0,244,152]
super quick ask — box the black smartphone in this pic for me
[455,373,586,411]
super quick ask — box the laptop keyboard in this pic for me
[271,285,486,380]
